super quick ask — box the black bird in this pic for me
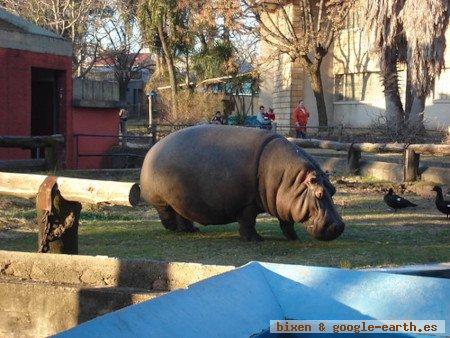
[383,188,417,212]
[432,186,450,218]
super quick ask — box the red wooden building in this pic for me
[0,7,120,169]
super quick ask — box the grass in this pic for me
[0,173,449,268]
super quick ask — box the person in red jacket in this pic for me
[292,100,310,138]
[266,108,276,121]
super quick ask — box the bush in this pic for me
[157,90,224,124]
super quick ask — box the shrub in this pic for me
[156,90,224,124]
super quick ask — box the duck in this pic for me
[432,186,450,218]
[383,188,417,212]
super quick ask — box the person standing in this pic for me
[292,100,310,138]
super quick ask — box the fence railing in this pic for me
[74,133,153,169]
[0,135,65,170]
[146,123,446,144]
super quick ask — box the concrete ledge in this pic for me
[0,250,234,290]
[368,262,450,279]
[0,251,234,337]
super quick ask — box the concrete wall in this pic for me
[0,250,234,337]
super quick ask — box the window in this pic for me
[434,68,450,100]
[334,72,381,102]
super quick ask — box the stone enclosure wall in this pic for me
[0,250,234,337]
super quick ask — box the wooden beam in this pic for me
[409,144,450,156]
[289,138,450,155]
[288,138,351,151]
[0,172,140,207]
[0,135,65,149]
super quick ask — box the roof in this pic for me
[0,6,72,56]
[93,52,155,68]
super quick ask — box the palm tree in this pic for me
[364,0,449,132]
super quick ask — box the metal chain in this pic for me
[38,209,77,253]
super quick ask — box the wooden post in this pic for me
[347,146,361,175]
[403,148,420,182]
[36,176,82,254]
[44,143,63,171]
[151,124,157,144]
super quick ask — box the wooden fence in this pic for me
[0,135,65,171]
[289,138,450,182]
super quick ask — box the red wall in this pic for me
[72,107,120,169]
[0,47,73,166]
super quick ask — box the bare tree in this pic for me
[243,0,353,126]
[1,0,106,77]
[95,1,152,103]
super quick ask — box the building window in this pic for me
[434,68,450,100]
[334,72,381,102]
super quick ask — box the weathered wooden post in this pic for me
[347,145,361,175]
[37,176,82,254]
[403,148,420,182]
[151,124,157,144]
[45,142,64,171]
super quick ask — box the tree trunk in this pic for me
[380,47,404,131]
[157,22,178,114]
[307,61,328,127]
[404,64,413,120]
[409,93,425,130]
[118,79,128,104]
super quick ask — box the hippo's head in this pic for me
[291,171,345,241]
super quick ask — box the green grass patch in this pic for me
[1,173,449,268]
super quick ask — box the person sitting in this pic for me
[211,111,223,125]
[266,108,275,121]
[256,105,266,124]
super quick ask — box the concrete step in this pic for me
[0,275,166,338]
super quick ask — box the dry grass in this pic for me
[0,171,449,268]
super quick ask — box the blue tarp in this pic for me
[56,262,450,337]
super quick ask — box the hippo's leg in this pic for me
[154,205,178,231]
[279,220,298,240]
[237,206,263,242]
[175,213,199,233]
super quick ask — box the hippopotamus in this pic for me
[140,125,344,241]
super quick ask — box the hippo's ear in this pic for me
[305,171,317,184]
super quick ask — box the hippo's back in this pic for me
[140,125,280,224]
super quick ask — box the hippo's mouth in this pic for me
[304,210,345,241]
